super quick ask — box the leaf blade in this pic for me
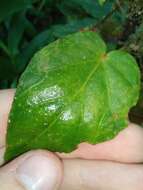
[5,31,140,162]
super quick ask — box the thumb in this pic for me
[0,150,63,190]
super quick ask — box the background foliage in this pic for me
[0,0,142,124]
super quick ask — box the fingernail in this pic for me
[16,155,59,190]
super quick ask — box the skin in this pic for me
[0,89,143,190]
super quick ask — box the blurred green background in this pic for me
[0,0,142,124]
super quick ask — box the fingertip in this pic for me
[1,150,63,190]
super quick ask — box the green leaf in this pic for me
[0,0,34,22]
[98,0,106,5]
[58,0,115,19]
[0,40,10,56]
[8,12,29,56]
[51,17,95,37]
[17,18,95,73]
[5,31,140,162]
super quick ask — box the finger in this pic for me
[60,159,143,190]
[58,123,143,163]
[0,89,15,147]
[0,150,63,190]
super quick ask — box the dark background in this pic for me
[0,0,142,124]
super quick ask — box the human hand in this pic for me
[0,89,143,190]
